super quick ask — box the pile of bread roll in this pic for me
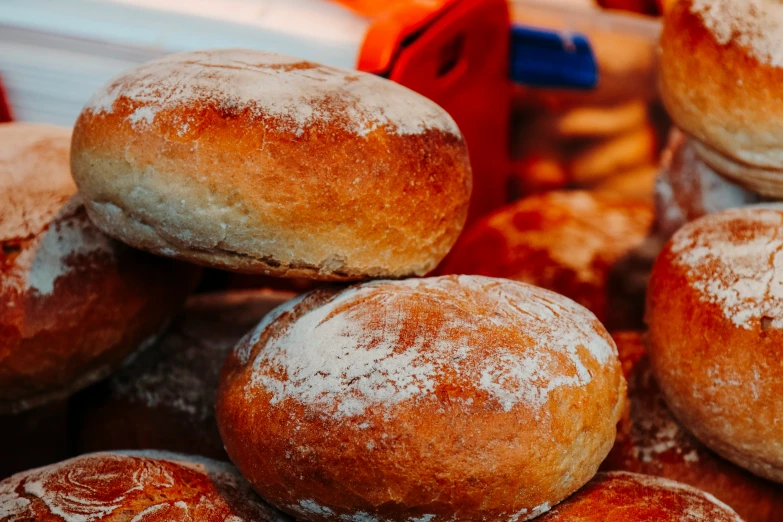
[2,1,783,520]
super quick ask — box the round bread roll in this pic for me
[647,207,783,482]
[217,275,625,521]
[0,122,200,414]
[660,0,783,198]
[439,191,653,330]
[0,450,290,521]
[604,332,783,522]
[71,289,293,460]
[535,472,742,521]
[70,49,472,280]
[655,129,762,240]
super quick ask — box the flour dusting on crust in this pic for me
[541,472,743,521]
[604,473,743,521]
[0,123,115,297]
[690,0,783,68]
[0,452,288,522]
[242,275,616,419]
[482,191,651,285]
[84,50,460,138]
[670,207,783,329]
[3,209,115,296]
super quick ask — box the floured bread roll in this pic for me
[217,275,625,521]
[648,207,783,482]
[70,49,472,281]
[440,191,653,330]
[0,450,290,521]
[0,122,199,414]
[655,129,761,240]
[660,0,783,198]
[536,472,743,521]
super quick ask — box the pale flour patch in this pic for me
[3,212,114,296]
[296,499,334,518]
[670,208,783,329]
[691,0,783,68]
[128,106,157,127]
[85,50,460,138]
[245,275,614,419]
[0,491,30,518]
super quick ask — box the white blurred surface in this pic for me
[0,0,370,125]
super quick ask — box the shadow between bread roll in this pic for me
[216,275,626,521]
[604,332,783,522]
[659,0,783,198]
[0,122,200,414]
[70,49,472,281]
[535,471,742,521]
[439,191,653,331]
[647,207,783,483]
[0,450,290,521]
[71,289,294,461]
[0,402,70,480]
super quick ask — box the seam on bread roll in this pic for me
[85,200,426,280]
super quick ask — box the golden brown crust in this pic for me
[660,1,783,197]
[439,191,653,330]
[536,472,743,521]
[217,275,625,522]
[70,50,472,280]
[71,290,294,461]
[0,451,290,521]
[647,207,783,482]
[604,332,783,522]
[0,123,200,414]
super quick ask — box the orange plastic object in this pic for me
[348,0,511,223]
[342,0,454,74]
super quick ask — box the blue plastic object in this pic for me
[509,24,598,89]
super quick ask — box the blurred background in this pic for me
[0,0,667,213]
[0,0,671,297]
